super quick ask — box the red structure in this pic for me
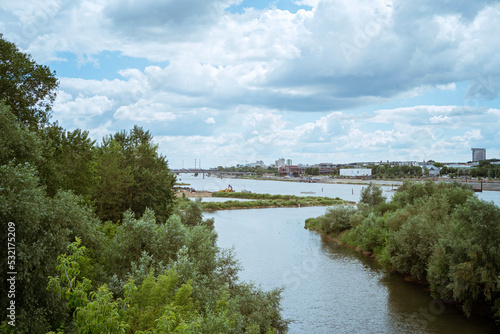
[279,165,306,177]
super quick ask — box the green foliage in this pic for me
[359,183,386,207]
[38,125,98,200]
[0,163,104,332]
[47,239,93,311]
[2,37,288,333]
[76,285,129,334]
[348,213,388,254]
[123,270,196,332]
[178,198,204,227]
[231,284,289,333]
[369,163,423,179]
[0,34,58,129]
[94,126,175,223]
[46,210,288,333]
[307,180,500,319]
[305,167,319,176]
[208,192,345,211]
[305,206,357,234]
[104,210,186,280]
[0,102,42,166]
[427,198,500,316]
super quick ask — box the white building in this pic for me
[340,169,372,177]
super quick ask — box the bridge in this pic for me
[171,169,254,177]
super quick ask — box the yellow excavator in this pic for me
[219,184,235,192]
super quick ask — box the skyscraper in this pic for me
[471,148,486,162]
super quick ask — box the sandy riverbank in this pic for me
[176,190,214,198]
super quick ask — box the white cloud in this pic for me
[52,92,114,128]
[1,0,500,166]
[294,0,319,8]
[114,100,177,122]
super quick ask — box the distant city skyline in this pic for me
[2,1,499,168]
[186,151,494,170]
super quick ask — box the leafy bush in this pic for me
[319,206,358,234]
[308,180,500,319]
[359,183,386,207]
[349,213,388,254]
[427,198,500,316]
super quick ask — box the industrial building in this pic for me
[471,148,486,162]
[278,165,306,177]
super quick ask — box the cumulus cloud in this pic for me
[52,92,114,128]
[1,0,499,166]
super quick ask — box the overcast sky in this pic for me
[2,0,500,168]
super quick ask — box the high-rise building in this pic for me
[471,148,486,162]
[275,158,285,168]
[286,159,292,166]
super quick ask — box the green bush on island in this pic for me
[204,192,346,211]
[306,181,500,320]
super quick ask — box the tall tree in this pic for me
[0,34,58,129]
[38,124,98,200]
[94,126,175,223]
[0,102,42,166]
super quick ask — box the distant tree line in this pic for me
[368,164,423,179]
[439,160,500,179]
[304,167,319,176]
[0,35,288,333]
[306,181,500,320]
[218,165,278,176]
[358,161,500,180]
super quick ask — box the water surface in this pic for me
[205,207,499,333]
[181,175,500,206]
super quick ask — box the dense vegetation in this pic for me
[0,35,288,333]
[362,164,424,179]
[360,161,500,180]
[439,160,500,179]
[217,166,278,176]
[304,167,320,176]
[306,181,500,320]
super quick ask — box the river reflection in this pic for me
[205,207,499,334]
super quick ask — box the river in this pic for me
[180,175,500,206]
[180,175,500,333]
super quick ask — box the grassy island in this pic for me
[201,192,351,211]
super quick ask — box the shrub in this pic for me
[319,206,357,234]
[359,183,386,207]
[352,213,388,253]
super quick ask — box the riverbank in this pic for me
[206,174,500,191]
[176,190,214,198]
[304,182,500,321]
[306,224,430,286]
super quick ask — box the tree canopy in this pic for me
[0,34,58,129]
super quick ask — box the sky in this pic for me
[1,0,500,168]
